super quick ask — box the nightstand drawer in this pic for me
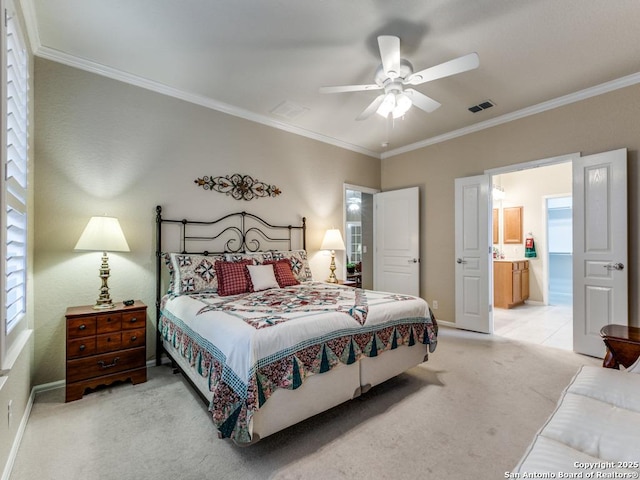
[67,337,97,358]
[67,347,146,384]
[123,328,145,348]
[96,332,122,353]
[97,312,122,333]
[67,317,97,338]
[122,310,145,329]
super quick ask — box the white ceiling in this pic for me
[23,0,640,159]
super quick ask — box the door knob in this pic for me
[604,262,624,271]
[456,258,466,264]
[408,258,418,263]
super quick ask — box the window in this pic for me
[1,0,29,372]
[346,222,362,263]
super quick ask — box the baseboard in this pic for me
[435,319,455,328]
[524,300,545,306]
[1,387,35,480]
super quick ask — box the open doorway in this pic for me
[344,184,378,290]
[490,162,573,351]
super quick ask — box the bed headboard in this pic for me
[154,205,307,364]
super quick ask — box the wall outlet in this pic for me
[432,300,438,310]
[7,400,12,428]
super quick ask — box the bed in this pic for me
[155,206,438,445]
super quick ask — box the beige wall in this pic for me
[33,58,380,385]
[382,83,640,326]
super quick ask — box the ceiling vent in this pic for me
[468,100,495,113]
[270,100,309,120]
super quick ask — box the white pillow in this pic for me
[246,264,279,291]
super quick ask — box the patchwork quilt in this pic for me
[160,281,438,443]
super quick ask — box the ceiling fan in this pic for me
[319,36,479,121]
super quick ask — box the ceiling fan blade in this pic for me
[405,52,479,85]
[356,94,385,121]
[319,84,382,94]
[378,35,401,79]
[405,89,441,113]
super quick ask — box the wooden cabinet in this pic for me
[494,260,529,309]
[66,301,147,402]
[503,206,523,244]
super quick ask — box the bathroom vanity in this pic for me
[494,260,529,309]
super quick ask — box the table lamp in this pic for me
[320,228,345,283]
[75,216,130,309]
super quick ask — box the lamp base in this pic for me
[93,301,116,310]
[326,250,338,283]
[93,251,116,310]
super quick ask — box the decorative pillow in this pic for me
[162,252,175,294]
[170,253,226,295]
[215,260,254,296]
[246,264,280,292]
[265,259,300,287]
[225,252,270,264]
[268,250,313,283]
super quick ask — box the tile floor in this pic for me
[493,302,573,351]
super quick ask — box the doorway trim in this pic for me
[485,152,579,176]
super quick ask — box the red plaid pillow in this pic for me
[215,260,254,296]
[265,259,299,287]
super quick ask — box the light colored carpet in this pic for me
[9,327,600,480]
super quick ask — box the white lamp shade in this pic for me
[320,228,345,251]
[74,216,130,252]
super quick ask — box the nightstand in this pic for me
[600,324,640,369]
[65,300,147,402]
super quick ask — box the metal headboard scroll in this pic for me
[154,205,306,364]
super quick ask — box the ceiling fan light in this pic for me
[376,93,396,117]
[392,93,412,118]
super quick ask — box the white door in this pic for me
[573,148,628,357]
[374,187,420,296]
[454,175,491,333]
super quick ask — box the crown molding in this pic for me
[381,71,640,159]
[33,45,381,160]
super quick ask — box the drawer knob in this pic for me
[97,357,120,369]
[78,324,86,330]
[131,336,137,341]
[130,317,137,323]
[79,344,86,351]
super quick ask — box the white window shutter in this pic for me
[4,3,28,334]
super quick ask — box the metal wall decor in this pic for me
[194,174,282,201]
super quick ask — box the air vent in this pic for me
[468,100,495,113]
[270,100,309,120]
